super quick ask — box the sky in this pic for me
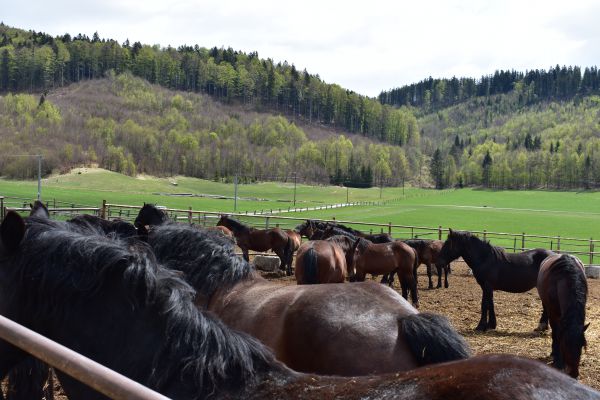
[3,0,600,97]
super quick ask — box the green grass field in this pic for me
[1,169,599,250]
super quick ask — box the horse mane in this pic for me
[451,230,508,262]
[403,239,432,252]
[329,222,363,237]
[147,223,253,301]
[220,216,252,234]
[554,255,588,350]
[326,235,354,253]
[326,226,358,240]
[12,216,282,397]
[68,214,138,238]
[355,237,371,253]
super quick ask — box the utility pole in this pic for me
[346,185,349,204]
[293,172,297,207]
[37,155,42,201]
[234,174,238,212]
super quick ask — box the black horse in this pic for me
[68,214,138,238]
[437,229,554,331]
[0,212,599,399]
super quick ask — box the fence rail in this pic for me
[2,196,598,265]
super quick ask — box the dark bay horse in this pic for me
[285,229,302,252]
[217,214,294,275]
[145,222,469,376]
[1,213,599,400]
[537,254,589,378]
[295,235,355,284]
[350,237,419,307]
[68,214,138,238]
[404,239,449,289]
[437,229,554,331]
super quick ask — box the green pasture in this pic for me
[1,169,599,245]
[0,168,423,212]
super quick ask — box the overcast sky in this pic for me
[4,0,600,96]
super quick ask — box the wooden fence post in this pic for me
[521,233,525,251]
[265,217,270,229]
[438,226,442,240]
[483,230,487,241]
[0,196,4,221]
[100,200,107,219]
[557,236,561,253]
[188,207,193,224]
[590,239,594,265]
[388,222,392,235]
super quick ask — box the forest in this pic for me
[1,23,600,190]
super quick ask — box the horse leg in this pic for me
[535,306,549,332]
[434,263,443,289]
[551,327,562,369]
[409,273,419,308]
[487,289,497,329]
[426,263,434,289]
[380,274,389,284]
[387,272,395,288]
[444,264,449,288]
[400,278,408,300]
[273,248,287,274]
[242,247,250,262]
[475,283,491,331]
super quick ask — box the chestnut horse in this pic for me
[437,229,554,331]
[144,222,471,376]
[404,239,449,289]
[216,215,295,276]
[295,235,355,284]
[1,213,599,400]
[537,254,589,378]
[349,238,420,307]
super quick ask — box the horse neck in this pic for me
[458,237,492,269]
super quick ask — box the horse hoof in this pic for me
[428,285,434,289]
[534,322,549,332]
[474,324,487,332]
[444,283,449,288]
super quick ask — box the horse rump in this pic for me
[399,312,471,366]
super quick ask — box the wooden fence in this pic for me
[1,196,598,265]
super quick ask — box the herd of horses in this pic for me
[0,202,595,399]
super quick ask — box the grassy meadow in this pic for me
[1,169,599,258]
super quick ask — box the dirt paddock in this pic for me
[2,260,599,398]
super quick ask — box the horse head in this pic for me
[437,228,463,267]
[216,214,229,227]
[347,237,367,282]
[134,203,167,229]
[29,201,49,219]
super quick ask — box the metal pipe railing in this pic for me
[0,315,169,400]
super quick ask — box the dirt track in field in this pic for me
[3,260,599,398]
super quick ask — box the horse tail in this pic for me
[411,246,420,280]
[303,247,319,284]
[6,358,53,400]
[399,312,471,366]
[284,235,295,274]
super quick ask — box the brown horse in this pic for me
[349,237,420,307]
[285,229,302,252]
[144,222,471,377]
[295,235,355,284]
[217,215,294,275]
[537,254,589,378]
[404,239,449,289]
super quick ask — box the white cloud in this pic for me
[3,0,599,96]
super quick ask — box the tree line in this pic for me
[379,66,600,112]
[0,24,418,147]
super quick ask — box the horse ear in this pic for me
[1,211,26,252]
[29,203,34,209]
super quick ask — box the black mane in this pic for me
[147,223,253,302]
[220,215,252,234]
[7,216,283,398]
[403,239,433,252]
[450,230,508,262]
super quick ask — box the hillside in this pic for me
[0,73,413,187]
